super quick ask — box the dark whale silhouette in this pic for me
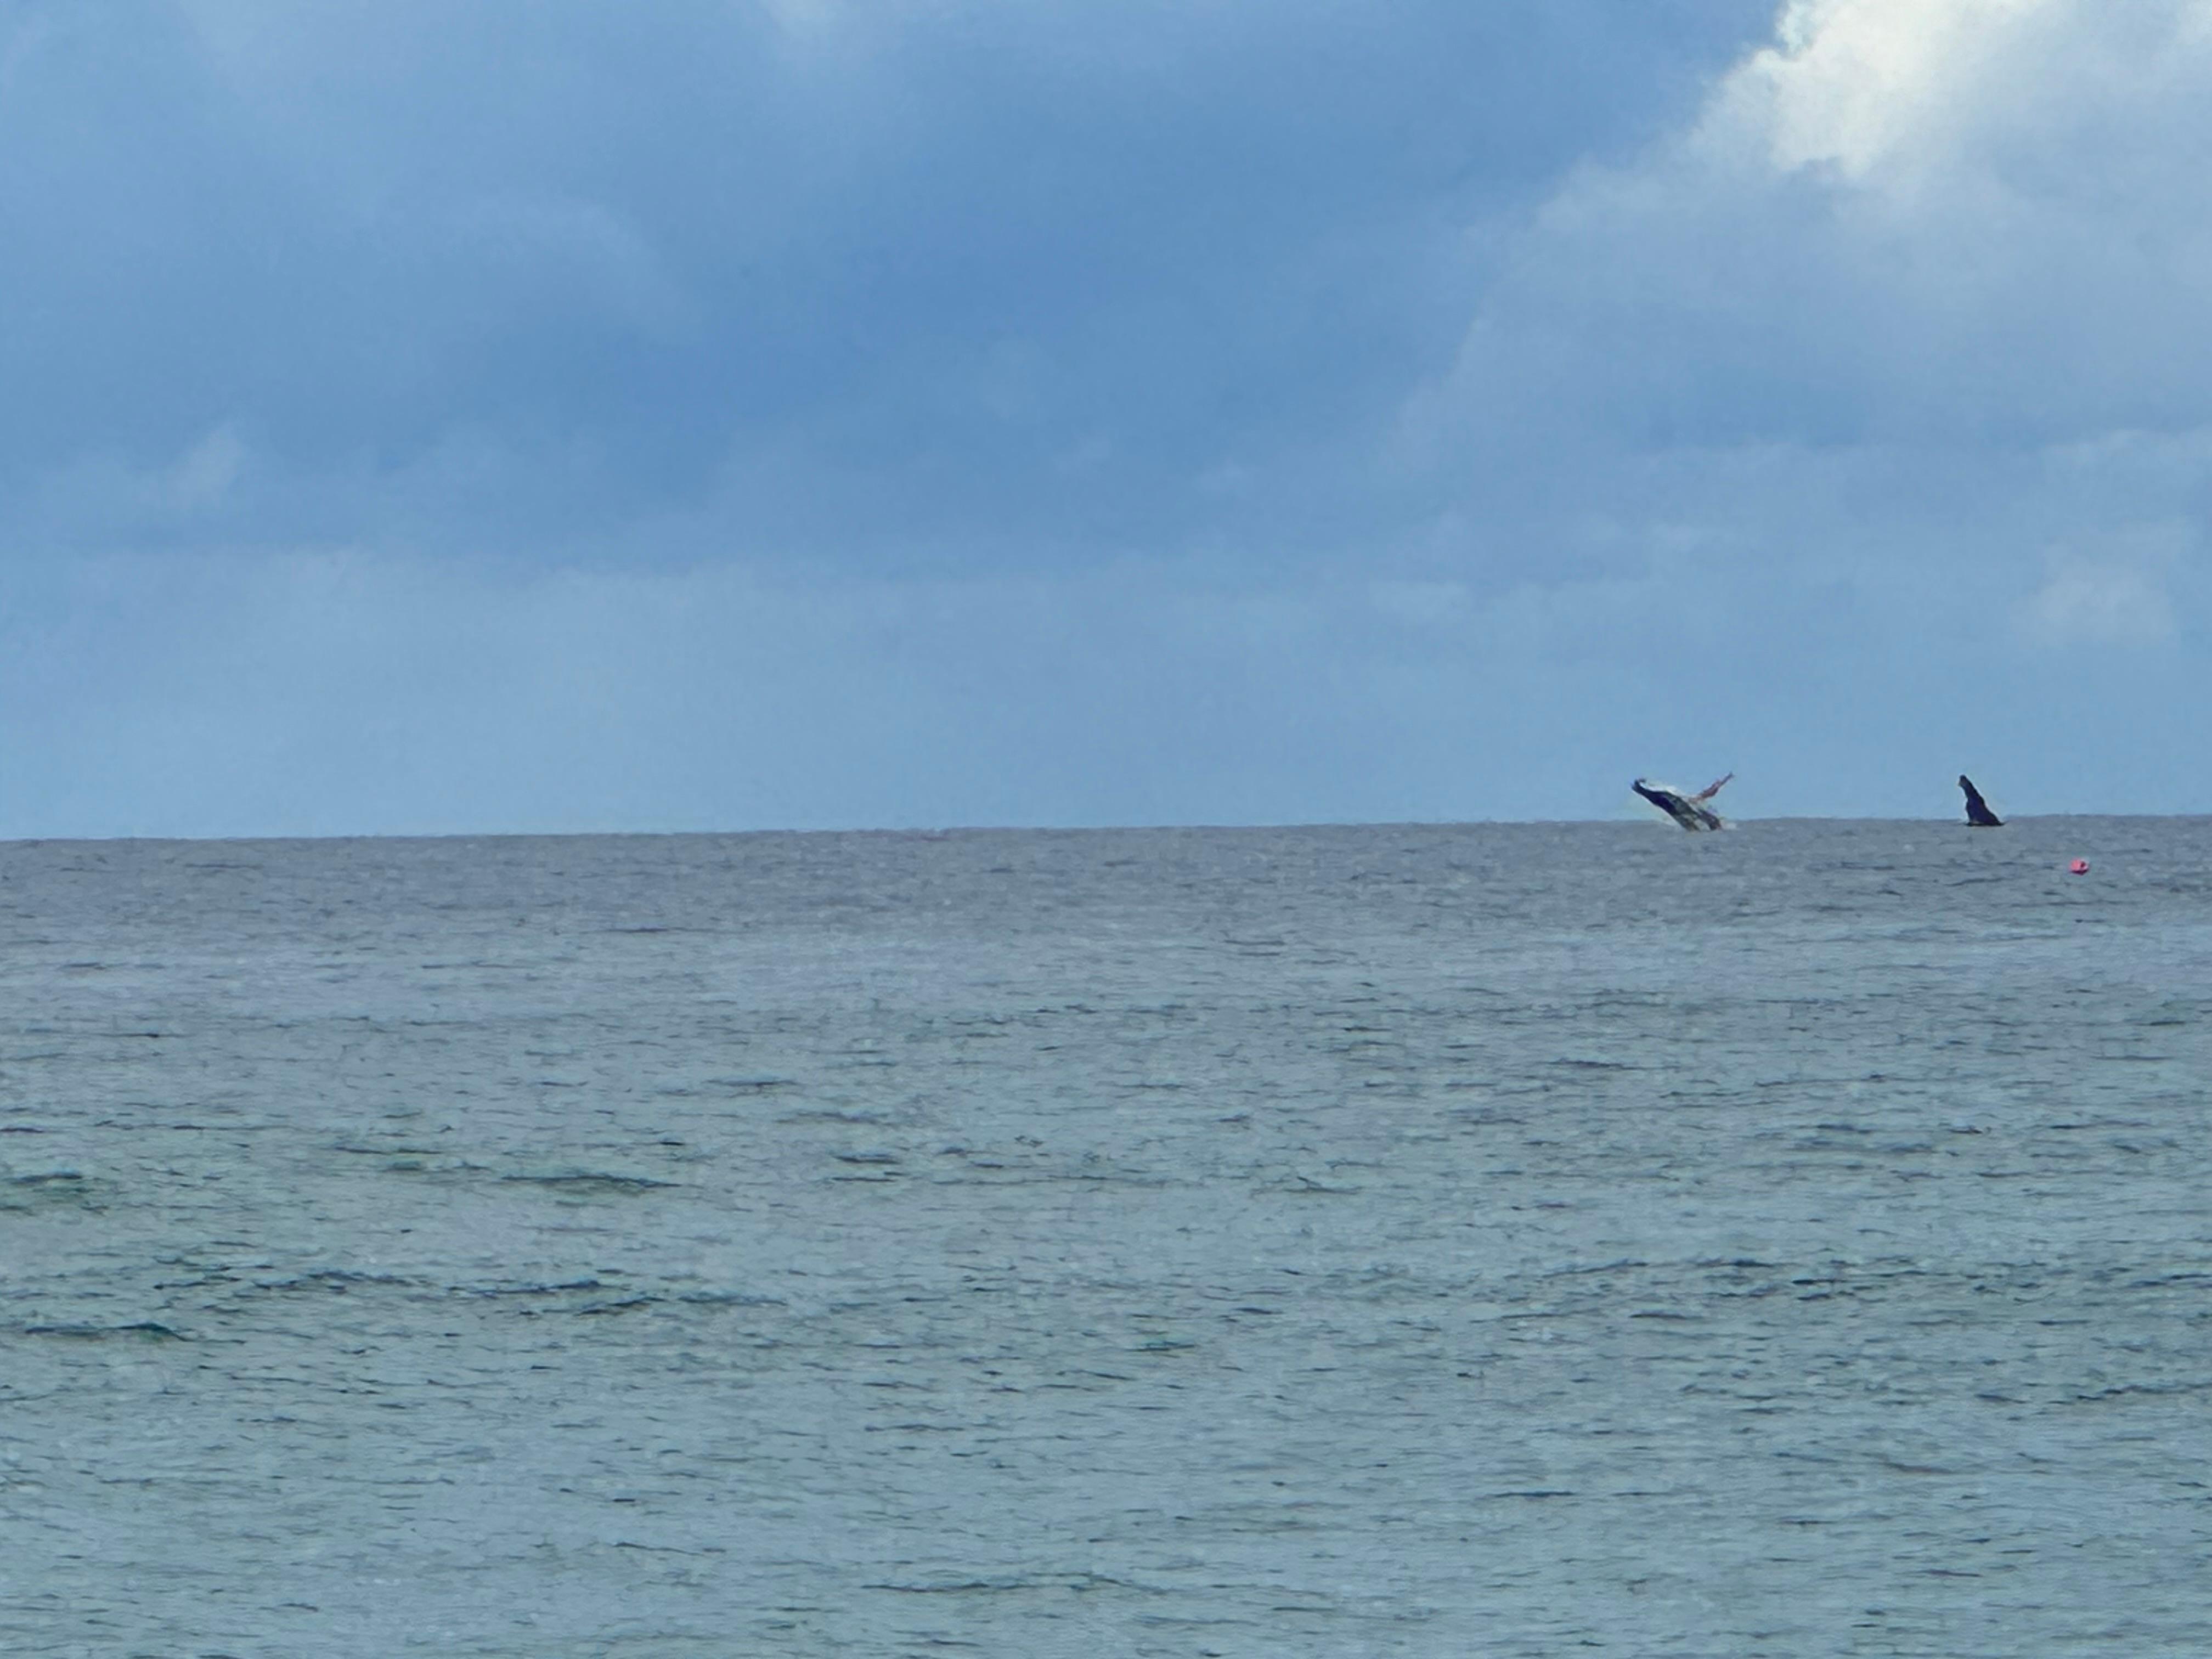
[1958,775,2002,827]
[1633,773,1731,832]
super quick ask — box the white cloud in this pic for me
[163,425,248,512]
[2018,554,2180,646]
[1410,0,2212,619]
[1726,0,2061,179]
[1436,0,2212,461]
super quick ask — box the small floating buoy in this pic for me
[2068,859,2089,875]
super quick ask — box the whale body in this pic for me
[1958,775,2002,827]
[1633,773,1731,832]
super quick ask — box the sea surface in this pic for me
[2,818,2208,1657]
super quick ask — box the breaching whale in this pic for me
[1633,773,1732,832]
[1958,775,2002,827]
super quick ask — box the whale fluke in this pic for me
[1634,774,1730,832]
[1958,774,2002,827]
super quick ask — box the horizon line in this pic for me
[0,810,2193,845]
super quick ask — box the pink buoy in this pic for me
[2068,859,2089,875]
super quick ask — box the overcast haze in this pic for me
[4,0,2207,835]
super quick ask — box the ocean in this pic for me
[2,818,2208,1656]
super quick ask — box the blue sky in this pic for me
[4,0,2207,833]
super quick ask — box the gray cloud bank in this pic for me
[3,0,2206,833]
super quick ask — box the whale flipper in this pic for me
[1634,775,1728,832]
[1958,774,2002,827]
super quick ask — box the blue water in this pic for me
[2,819,2207,1655]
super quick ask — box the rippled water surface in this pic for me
[4,819,2209,1656]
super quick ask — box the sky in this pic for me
[5,0,2210,835]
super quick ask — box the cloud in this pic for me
[0,0,1774,567]
[1405,0,2212,611]
[1436,0,2212,459]
[2018,533,2184,646]
[2019,564,2175,646]
[5,2,2212,830]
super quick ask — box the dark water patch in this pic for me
[332,1142,448,1156]
[2073,1380,2212,1403]
[22,1321,184,1341]
[464,1278,610,1297]
[676,1290,787,1308]
[866,1572,1157,1596]
[257,1269,416,1294]
[499,1172,679,1194]
[575,1296,661,1316]
[0,1170,99,1212]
